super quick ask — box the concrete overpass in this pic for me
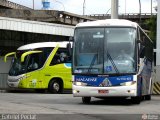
[0,0,155,26]
[0,0,31,9]
[0,0,156,24]
[0,9,96,26]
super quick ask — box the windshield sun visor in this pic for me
[21,51,42,62]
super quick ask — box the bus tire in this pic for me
[131,96,141,104]
[82,97,91,104]
[145,95,151,100]
[48,79,63,94]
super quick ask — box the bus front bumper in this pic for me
[73,85,137,97]
[7,75,23,88]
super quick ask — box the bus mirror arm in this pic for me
[67,43,72,56]
[137,39,145,46]
[137,39,142,44]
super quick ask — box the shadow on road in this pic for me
[3,89,72,94]
[79,97,148,106]
[91,98,132,105]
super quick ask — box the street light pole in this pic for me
[83,0,86,15]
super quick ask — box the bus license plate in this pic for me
[98,90,109,94]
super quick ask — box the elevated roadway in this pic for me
[0,0,155,26]
[0,0,31,9]
[87,13,156,23]
[0,9,96,26]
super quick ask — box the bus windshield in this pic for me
[73,27,137,75]
[9,48,53,76]
[9,51,28,76]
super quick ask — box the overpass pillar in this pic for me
[111,0,118,19]
[153,0,160,94]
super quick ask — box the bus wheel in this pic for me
[145,95,151,100]
[48,79,62,94]
[131,96,141,104]
[82,97,91,104]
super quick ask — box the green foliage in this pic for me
[145,16,157,47]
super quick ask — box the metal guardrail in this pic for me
[0,73,9,90]
[88,13,157,17]
[87,13,157,20]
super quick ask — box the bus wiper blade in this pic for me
[88,54,97,73]
[107,52,119,74]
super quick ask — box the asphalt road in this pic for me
[0,91,160,120]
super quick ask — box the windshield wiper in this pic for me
[88,54,97,73]
[107,52,119,74]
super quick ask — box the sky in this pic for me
[9,0,157,15]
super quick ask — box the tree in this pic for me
[145,16,157,48]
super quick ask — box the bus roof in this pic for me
[17,42,70,50]
[76,19,138,28]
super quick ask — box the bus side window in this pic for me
[59,52,71,63]
[50,49,71,66]
[50,53,61,66]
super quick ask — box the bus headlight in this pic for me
[18,77,23,81]
[120,81,136,86]
[73,82,87,86]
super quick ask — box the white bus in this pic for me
[72,19,153,104]
[5,42,72,93]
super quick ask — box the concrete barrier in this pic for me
[153,82,160,94]
[0,73,9,89]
